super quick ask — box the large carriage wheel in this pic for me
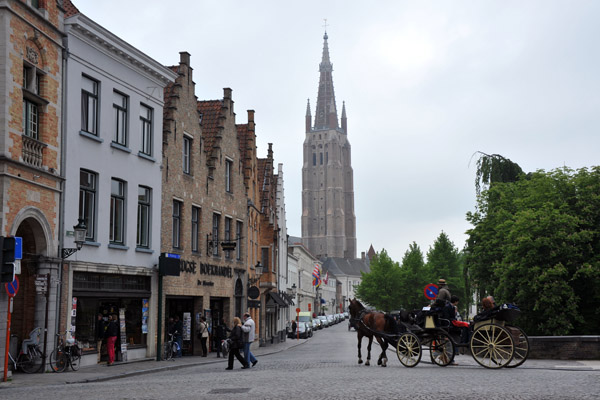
[470,323,514,369]
[396,333,422,367]
[429,332,455,366]
[505,326,529,368]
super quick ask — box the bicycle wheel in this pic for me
[50,348,68,373]
[429,332,455,366]
[164,342,174,360]
[21,347,44,373]
[70,346,82,371]
[505,326,529,368]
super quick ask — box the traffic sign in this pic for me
[424,283,439,300]
[14,237,22,260]
[295,308,301,314]
[5,276,19,297]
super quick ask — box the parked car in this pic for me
[326,315,335,325]
[343,312,349,319]
[312,318,322,330]
[288,322,311,339]
[318,315,329,327]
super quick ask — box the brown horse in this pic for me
[348,299,398,367]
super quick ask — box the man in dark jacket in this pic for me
[214,318,229,358]
[173,315,183,357]
[95,313,106,363]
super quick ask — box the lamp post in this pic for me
[61,218,86,259]
[248,262,263,288]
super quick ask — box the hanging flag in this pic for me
[312,264,321,288]
[323,271,329,285]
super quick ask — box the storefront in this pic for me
[72,270,153,364]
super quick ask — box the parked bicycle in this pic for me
[7,327,45,374]
[163,331,180,361]
[50,332,81,372]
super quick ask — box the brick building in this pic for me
[0,0,65,375]
[161,52,248,355]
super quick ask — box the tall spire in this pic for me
[341,101,347,133]
[305,99,312,133]
[314,31,338,130]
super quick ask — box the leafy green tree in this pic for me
[473,151,524,196]
[466,166,600,335]
[397,242,429,311]
[354,249,403,312]
[426,232,466,306]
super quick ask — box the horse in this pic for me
[348,298,398,367]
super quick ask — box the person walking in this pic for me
[105,314,119,366]
[197,316,209,357]
[241,312,258,367]
[226,317,249,370]
[95,313,106,363]
[215,318,230,358]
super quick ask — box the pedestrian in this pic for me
[226,317,249,370]
[215,318,230,358]
[436,278,452,303]
[291,319,297,336]
[197,316,209,357]
[95,313,106,363]
[105,314,119,366]
[173,315,183,357]
[241,312,258,367]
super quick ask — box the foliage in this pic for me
[355,249,403,312]
[426,232,467,314]
[466,166,600,335]
[473,152,523,196]
[396,242,429,311]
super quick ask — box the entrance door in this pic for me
[166,297,194,355]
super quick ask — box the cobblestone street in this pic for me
[2,322,599,399]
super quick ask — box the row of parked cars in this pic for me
[287,312,349,339]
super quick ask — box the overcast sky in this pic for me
[77,1,600,262]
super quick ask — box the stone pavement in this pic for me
[1,337,308,388]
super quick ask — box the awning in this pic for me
[268,292,288,308]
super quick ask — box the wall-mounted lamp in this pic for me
[62,218,87,259]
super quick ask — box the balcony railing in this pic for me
[22,135,46,168]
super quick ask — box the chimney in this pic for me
[223,88,233,114]
[361,252,365,260]
[179,51,190,66]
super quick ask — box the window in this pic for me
[320,153,323,165]
[224,217,232,259]
[172,200,182,249]
[113,91,128,146]
[140,104,153,155]
[225,159,233,192]
[236,221,242,261]
[81,76,98,135]
[110,179,126,244]
[312,153,316,166]
[137,186,151,248]
[191,206,200,253]
[79,170,97,241]
[212,213,220,256]
[183,135,191,174]
[23,100,39,139]
[261,247,269,272]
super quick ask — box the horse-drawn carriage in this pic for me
[349,299,529,369]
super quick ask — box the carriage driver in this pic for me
[436,279,452,303]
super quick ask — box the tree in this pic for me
[354,249,403,312]
[397,242,429,311]
[473,151,523,196]
[426,232,466,306]
[466,166,600,335]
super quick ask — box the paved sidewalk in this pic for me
[1,337,308,388]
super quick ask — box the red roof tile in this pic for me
[63,0,80,17]
[197,100,223,163]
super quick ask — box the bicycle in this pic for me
[8,327,45,374]
[163,331,180,361]
[50,332,81,372]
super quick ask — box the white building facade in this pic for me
[62,10,176,366]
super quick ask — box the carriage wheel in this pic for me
[505,326,529,368]
[396,333,422,368]
[429,332,455,366]
[470,324,514,369]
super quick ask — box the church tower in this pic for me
[302,31,357,259]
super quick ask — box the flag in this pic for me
[312,264,321,288]
[323,271,329,285]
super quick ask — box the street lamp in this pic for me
[61,218,86,259]
[248,262,263,287]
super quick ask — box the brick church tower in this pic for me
[302,31,356,259]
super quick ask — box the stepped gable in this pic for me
[198,99,224,170]
[162,65,183,137]
[257,158,269,213]
[63,0,80,17]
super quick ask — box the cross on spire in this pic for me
[323,18,328,33]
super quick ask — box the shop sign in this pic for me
[197,280,215,286]
[179,259,234,278]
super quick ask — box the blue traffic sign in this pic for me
[15,237,22,260]
[165,253,180,259]
[424,283,439,300]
